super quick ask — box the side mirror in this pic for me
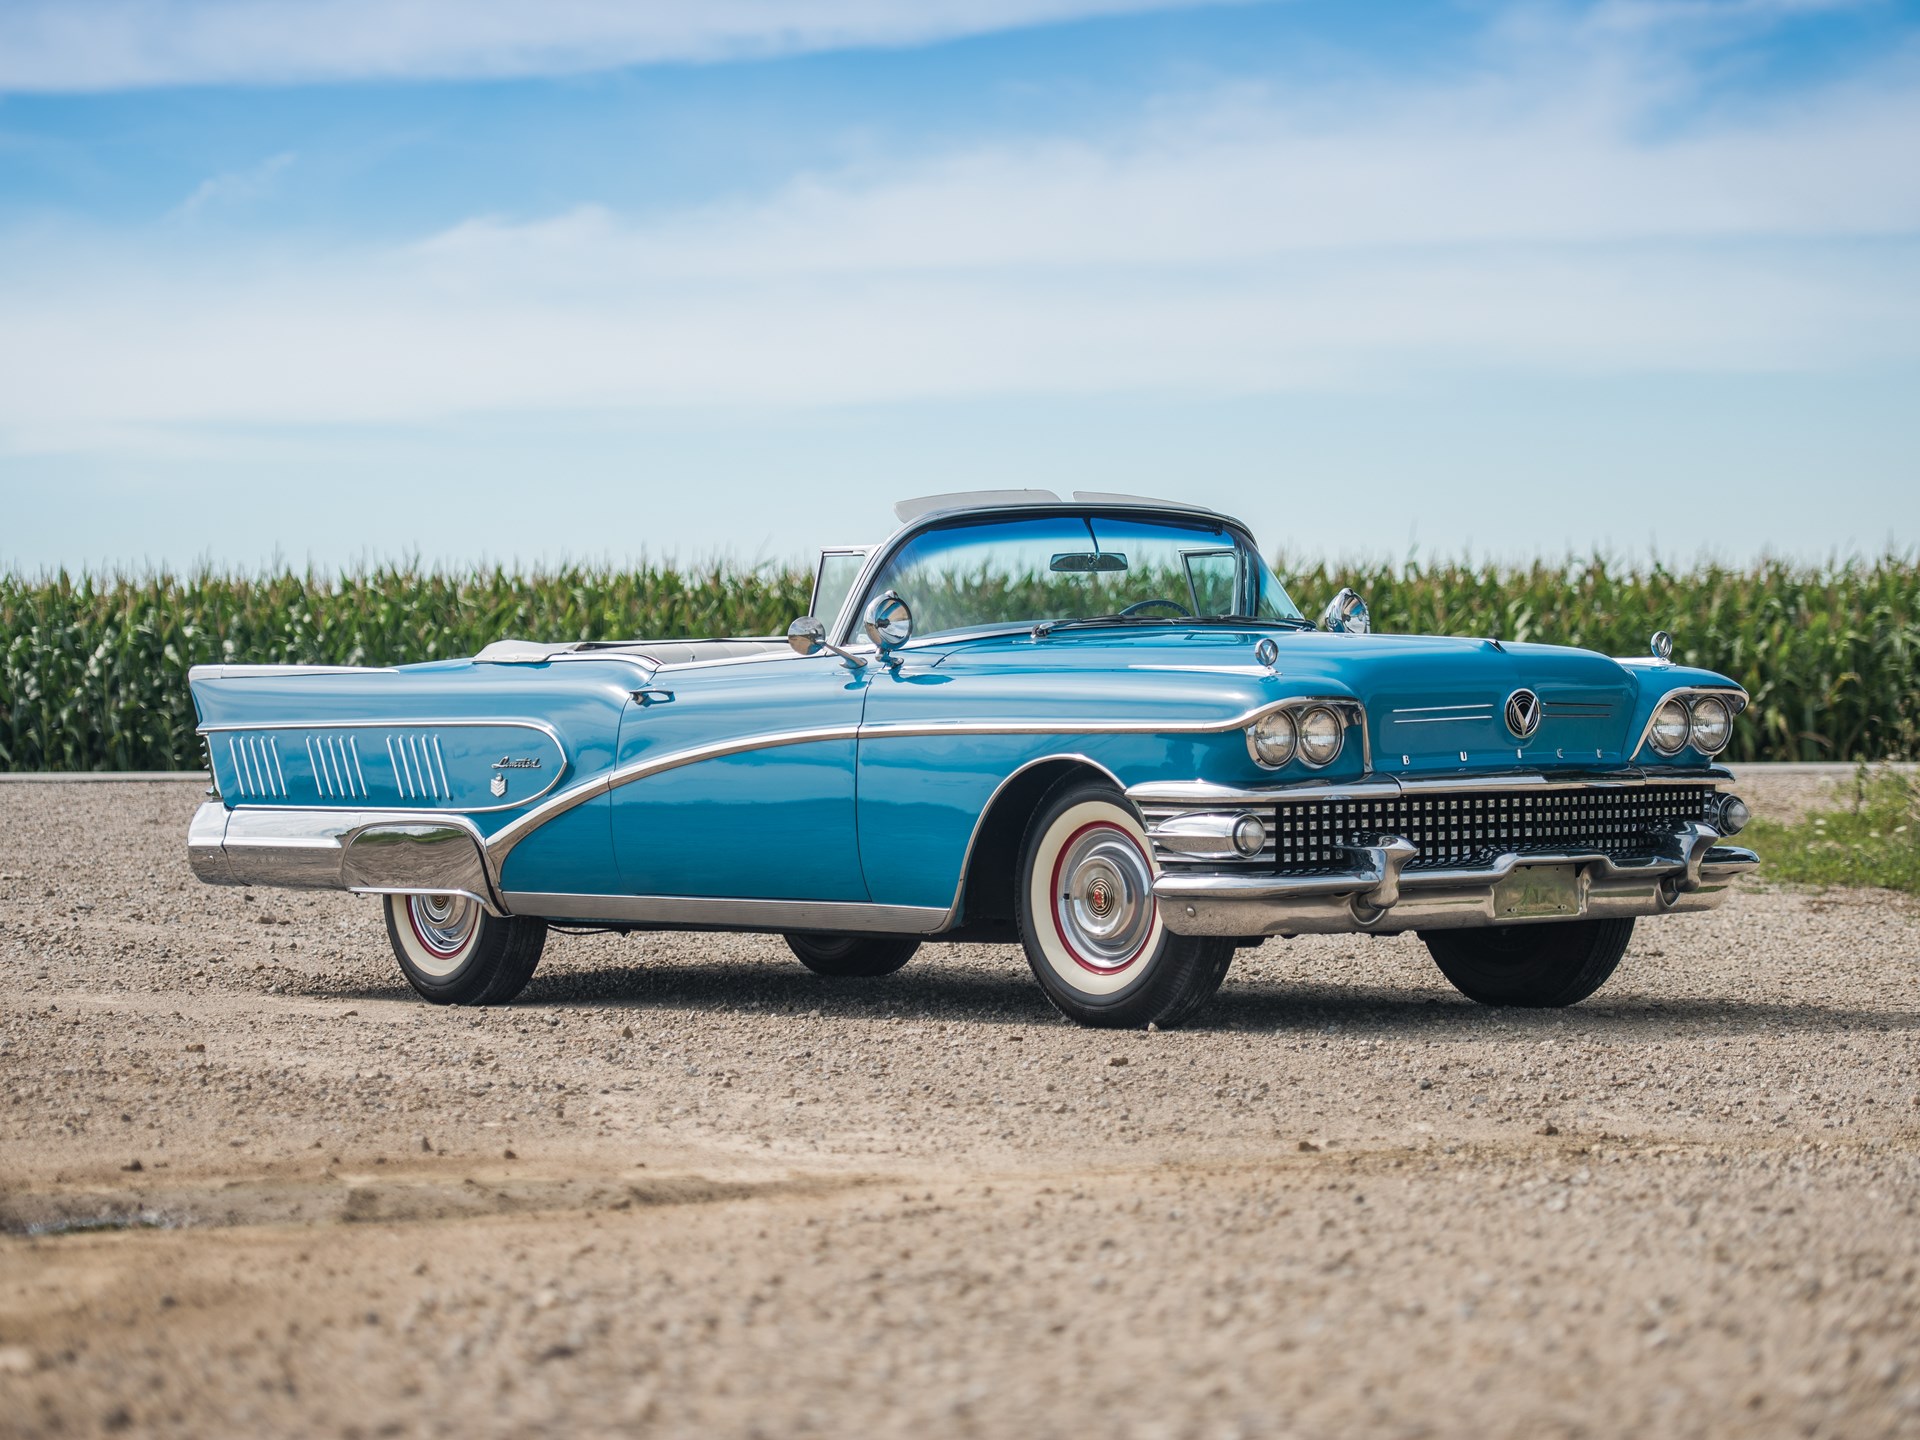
[787,616,866,668]
[863,590,913,660]
[1320,587,1370,635]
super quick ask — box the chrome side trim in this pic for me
[199,716,563,742]
[487,706,1354,866]
[197,717,568,814]
[189,664,400,680]
[1629,686,1749,761]
[498,892,950,934]
[486,724,867,861]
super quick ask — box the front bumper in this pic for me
[1154,834,1758,937]
[1134,770,1759,937]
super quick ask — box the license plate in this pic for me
[1492,864,1582,920]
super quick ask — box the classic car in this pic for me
[186,491,1757,1028]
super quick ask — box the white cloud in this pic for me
[1,10,1916,449]
[0,0,1247,92]
[173,151,297,218]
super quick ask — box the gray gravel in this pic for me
[3,781,1919,1439]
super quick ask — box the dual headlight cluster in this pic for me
[1247,704,1346,770]
[1648,692,1737,757]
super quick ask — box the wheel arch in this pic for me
[949,754,1126,932]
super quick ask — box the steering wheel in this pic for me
[1118,598,1193,618]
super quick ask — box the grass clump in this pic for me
[1744,768,1920,894]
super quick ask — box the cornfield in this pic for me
[3,555,1915,771]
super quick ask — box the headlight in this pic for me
[1689,695,1732,755]
[1246,710,1297,768]
[1649,697,1691,755]
[1298,706,1344,767]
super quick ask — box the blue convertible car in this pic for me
[187,492,1757,1028]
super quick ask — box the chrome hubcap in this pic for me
[407,893,479,975]
[1056,825,1155,972]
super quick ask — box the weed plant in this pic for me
[1743,768,1920,894]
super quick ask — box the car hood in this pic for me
[922,626,1672,772]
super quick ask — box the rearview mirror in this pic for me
[787,616,867,668]
[1049,551,1128,574]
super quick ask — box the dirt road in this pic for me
[3,779,1918,1438]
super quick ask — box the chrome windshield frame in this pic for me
[829,501,1297,649]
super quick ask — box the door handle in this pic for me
[631,688,675,706]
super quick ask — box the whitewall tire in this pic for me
[383,893,548,1006]
[1016,779,1234,1028]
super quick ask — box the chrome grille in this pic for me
[225,734,287,798]
[1275,785,1717,873]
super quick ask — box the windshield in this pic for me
[858,513,1304,638]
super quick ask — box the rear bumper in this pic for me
[187,802,503,914]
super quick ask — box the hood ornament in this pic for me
[1504,688,1543,740]
[1650,630,1674,661]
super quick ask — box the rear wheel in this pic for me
[383,893,547,1005]
[1016,778,1234,1029]
[1421,917,1633,1007]
[785,933,920,977]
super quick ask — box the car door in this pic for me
[610,650,871,902]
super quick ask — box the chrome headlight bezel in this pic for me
[1298,706,1345,768]
[1688,695,1733,755]
[1648,697,1692,756]
[1246,709,1298,769]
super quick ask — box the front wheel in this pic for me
[1421,917,1633,1007]
[384,893,548,1005]
[784,933,920,977]
[1016,779,1234,1029]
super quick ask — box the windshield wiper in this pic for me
[1192,614,1315,630]
[1031,614,1186,639]
[1032,613,1313,638]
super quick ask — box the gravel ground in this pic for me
[3,778,1918,1440]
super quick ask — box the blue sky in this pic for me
[1,0,1916,575]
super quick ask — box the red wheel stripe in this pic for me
[407,899,473,960]
[1047,819,1156,976]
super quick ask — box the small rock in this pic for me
[184,1043,204,1054]
[1146,1022,1159,1033]
[1539,1121,1561,1136]
[416,1135,432,1153]
[1107,1055,1128,1067]
[1417,1078,1432,1090]
[503,1148,517,1160]
[621,1025,634,1039]
[1298,1140,1321,1153]
[122,1158,143,1173]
